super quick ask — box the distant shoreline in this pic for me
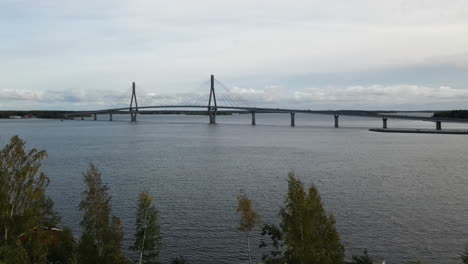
[432,110,468,119]
[0,110,240,119]
[0,110,70,119]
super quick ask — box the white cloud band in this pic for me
[3,84,465,110]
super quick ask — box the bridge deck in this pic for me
[65,105,468,124]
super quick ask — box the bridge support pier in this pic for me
[81,116,84,120]
[251,111,256,125]
[383,118,388,129]
[93,113,97,121]
[109,113,113,121]
[209,114,216,124]
[436,121,442,130]
[290,112,295,127]
[334,114,339,128]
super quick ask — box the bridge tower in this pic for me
[129,82,138,122]
[208,75,217,124]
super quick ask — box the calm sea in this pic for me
[1,113,468,263]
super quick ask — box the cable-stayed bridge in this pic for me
[66,75,468,130]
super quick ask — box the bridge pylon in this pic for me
[129,82,138,122]
[208,75,217,124]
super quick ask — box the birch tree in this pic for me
[131,192,161,264]
[351,250,373,264]
[237,193,260,264]
[281,171,344,264]
[0,135,54,244]
[259,224,286,264]
[78,163,127,264]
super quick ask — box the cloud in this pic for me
[0,89,44,101]
[294,85,468,105]
[1,0,468,110]
[0,88,128,110]
[223,84,468,109]
[1,84,468,110]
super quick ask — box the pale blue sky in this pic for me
[1,0,468,110]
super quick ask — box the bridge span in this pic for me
[65,75,468,130]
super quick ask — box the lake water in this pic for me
[1,113,468,263]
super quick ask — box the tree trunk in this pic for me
[301,223,304,259]
[139,209,148,264]
[247,232,252,264]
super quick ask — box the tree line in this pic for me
[433,110,468,119]
[1,135,467,264]
[0,111,70,119]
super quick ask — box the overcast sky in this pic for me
[1,0,468,110]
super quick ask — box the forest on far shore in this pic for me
[433,110,468,119]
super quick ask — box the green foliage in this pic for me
[77,233,99,264]
[237,193,260,233]
[260,172,344,264]
[351,250,373,264]
[17,225,76,263]
[462,245,468,264]
[46,228,77,264]
[171,256,189,264]
[433,110,468,119]
[0,136,71,263]
[21,228,51,263]
[131,192,161,264]
[0,245,30,264]
[79,163,111,240]
[78,163,127,264]
[259,224,286,264]
[0,135,52,244]
[280,171,344,264]
[40,197,61,228]
[237,192,260,264]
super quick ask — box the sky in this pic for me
[1,0,468,110]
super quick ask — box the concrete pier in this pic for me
[334,114,339,128]
[209,114,216,124]
[436,121,442,130]
[251,111,256,126]
[290,112,295,127]
[109,113,113,121]
[93,113,97,121]
[370,128,468,134]
[383,118,388,129]
[81,116,84,120]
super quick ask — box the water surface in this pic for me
[1,113,468,263]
